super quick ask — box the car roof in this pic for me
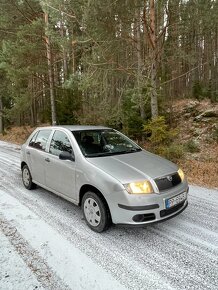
[36,125,111,131]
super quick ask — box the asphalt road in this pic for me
[0,140,217,290]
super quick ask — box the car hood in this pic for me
[87,150,178,184]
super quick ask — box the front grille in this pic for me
[160,201,185,218]
[155,172,181,191]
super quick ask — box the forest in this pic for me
[0,0,217,129]
[0,0,217,186]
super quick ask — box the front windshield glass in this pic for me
[72,129,141,157]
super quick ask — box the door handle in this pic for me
[27,151,30,155]
[45,157,50,162]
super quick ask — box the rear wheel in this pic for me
[22,165,36,190]
[82,191,111,232]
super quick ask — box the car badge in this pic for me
[167,176,173,182]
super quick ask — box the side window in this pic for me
[49,131,73,157]
[30,130,51,151]
[29,131,39,147]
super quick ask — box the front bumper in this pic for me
[108,182,189,225]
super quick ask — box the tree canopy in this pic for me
[0,0,217,134]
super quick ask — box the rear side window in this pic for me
[49,130,73,156]
[29,130,51,151]
[29,131,38,147]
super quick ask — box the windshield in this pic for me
[72,129,141,157]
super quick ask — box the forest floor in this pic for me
[172,98,218,188]
[0,99,217,188]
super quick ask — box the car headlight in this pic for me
[124,180,154,194]
[178,168,185,181]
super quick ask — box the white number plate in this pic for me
[165,192,187,209]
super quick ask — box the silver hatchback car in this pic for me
[20,125,188,232]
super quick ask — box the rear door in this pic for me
[45,130,76,200]
[26,129,52,185]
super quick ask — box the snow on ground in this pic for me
[0,231,44,290]
[0,140,218,290]
[0,190,125,290]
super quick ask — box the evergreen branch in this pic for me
[160,61,210,85]
[142,4,155,50]
[9,0,32,23]
[44,3,76,19]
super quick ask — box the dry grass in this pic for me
[172,98,218,189]
[0,126,35,144]
[179,159,218,189]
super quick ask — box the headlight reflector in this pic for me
[178,168,185,181]
[124,180,154,194]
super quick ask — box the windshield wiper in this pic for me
[85,152,113,157]
[86,148,142,158]
[126,148,142,153]
[112,148,141,154]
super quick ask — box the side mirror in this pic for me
[59,151,75,162]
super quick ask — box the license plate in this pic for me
[165,192,187,209]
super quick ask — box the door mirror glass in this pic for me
[59,151,75,162]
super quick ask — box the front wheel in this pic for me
[82,191,111,233]
[22,165,36,190]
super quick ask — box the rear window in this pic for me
[29,130,51,151]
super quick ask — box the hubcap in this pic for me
[23,168,30,187]
[84,197,101,227]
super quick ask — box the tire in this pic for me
[22,165,36,190]
[82,191,111,233]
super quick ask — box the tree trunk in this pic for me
[150,60,158,118]
[149,0,158,118]
[143,0,158,118]
[0,96,3,134]
[59,5,68,81]
[44,12,57,125]
[135,5,146,120]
